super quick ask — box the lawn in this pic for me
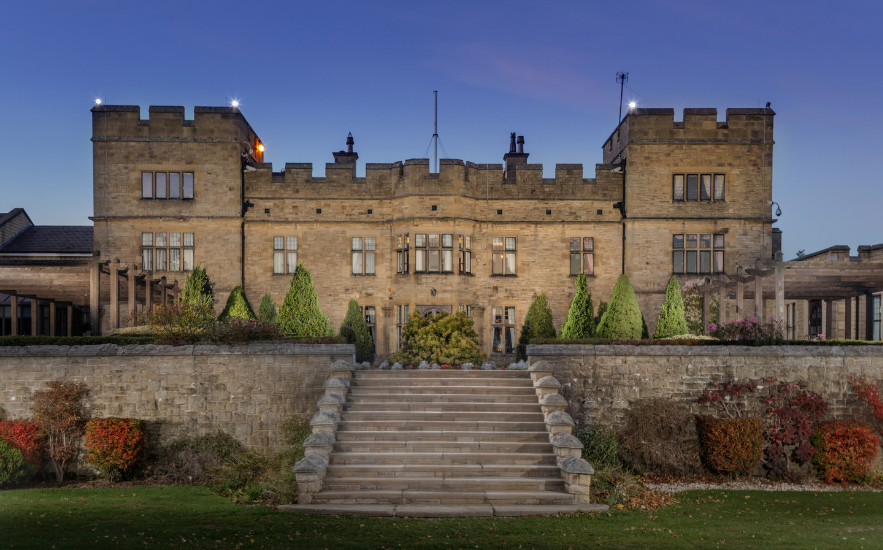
[0,486,880,549]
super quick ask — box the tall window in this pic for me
[492,237,517,275]
[414,234,453,273]
[273,236,298,274]
[396,304,410,350]
[352,237,376,275]
[874,295,881,341]
[141,232,194,272]
[459,235,472,274]
[673,234,724,274]
[141,172,195,200]
[396,234,410,274]
[673,174,724,202]
[492,306,517,354]
[569,237,594,275]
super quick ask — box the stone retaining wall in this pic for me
[0,343,354,453]
[527,344,883,429]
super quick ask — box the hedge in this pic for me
[811,420,879,484]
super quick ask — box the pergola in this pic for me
[89,256,181,334]
[697,259,883,339]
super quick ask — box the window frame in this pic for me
[351,236,376,276]
[141,231,194,273]
[492,236,517,276]
[569,237,595,276]
[140,171,195,200]
[491,305,517,354]
[673,173,726,203]
[672,233,725,274]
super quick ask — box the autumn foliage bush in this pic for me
[32,381,89,482]
[696,416,764,476]
[811,420,879,484]
[84,418,145,481]
[0,420,44,473]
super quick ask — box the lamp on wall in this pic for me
[770,201,782,217]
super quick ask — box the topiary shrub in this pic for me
[257,293,277,324]
[340,299,374,363]
[812,419,879,484]
[653,276,689,338]
[696,416,764,476]
[218,286,256,322]
[595,300,608,328]
[276,264,334,338]
[560,273,596,340]
[389,310,486,366]
[618,398,701,476]
[595,275,643,340]
[85,417,145,481]
[524,294,556,343]
[0,420,44,473]
[181,264,215,307]
[0,439,34,488]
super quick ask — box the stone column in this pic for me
[775,267,785,324]
[703,290,711,334]
[145,278,152,313]
[90,256,101,336]
[825,299,833,339]
[845,298,852,340]
[49,301,56,337]
[473,305,486,355]
[110,259,120,331]
[802,299,809,339]
[160,277,167,307]
[754,274,763,320]
[736,268,744,319]
[718,286,727,325]
[381,305,393,356]
[9,293,17,336]
[31,299,38,336]
[66,304,73,337]
[128,272,137,326]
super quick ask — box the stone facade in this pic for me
[90,104,778,359]
[0,343,353,452]
[528,344,883,429]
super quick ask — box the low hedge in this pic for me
[0,335,344,347]
[696,416,764,476]
[85,418,145,481]
[530,338,883,347]
[811,420,879,484]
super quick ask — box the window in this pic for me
[672,233,724,274]
[874,295,881,341]
[141,231,194,272]
[673,174,725,202]
[414,234,453,273]
[273,236,297,274]
[141,172,195,200]
[492,306,517,354]
[396,304,410,350]
[459,235,472,274]
[459,304,472,315]
[396,234,410,274]
[352,237,376,275]
[569,237,594,275]
[492,237,516,275]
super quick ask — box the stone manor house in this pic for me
[17,102,862,358]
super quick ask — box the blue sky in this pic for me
[1,0,880,259]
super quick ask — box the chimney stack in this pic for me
[503,133,529,179]
[332,132,359,177]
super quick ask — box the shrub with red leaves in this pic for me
[696,416,764,476]
[84,417,145,481]
[811,420,879,484]
[849,376,883,437]
[32,381,89,482]
[763,381,829,481]
[0,420,44,473]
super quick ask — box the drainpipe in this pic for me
[612,154,627,275]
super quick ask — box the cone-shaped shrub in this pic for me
[653,276,689,338]
[560,273,596,339]
[525,294,556,340]
[181,265,214,306]
[277,264,334,337]
[340,299,374,363]
[515,319,531,362]
[595,275,643,340]
[257,293,277,324]
[595,300,608,327]
[218,286,255,322]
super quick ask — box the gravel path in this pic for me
[645,478,881,493]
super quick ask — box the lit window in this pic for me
[396,234,410,274]
[492,306,517,354]
[273,236,297,274]
[414,233,453,273]
[492,237,516,275]
[674,173,725,202]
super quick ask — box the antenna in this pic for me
[616,72,629,123]
[433,90,438,173]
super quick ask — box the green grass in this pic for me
[0,485,881,549]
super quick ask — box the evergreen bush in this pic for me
[595,275,644,340]
[181,265,214,307]
[340,299,375,363]
[515,320,531,362]
[653,276,689,338]
[560,273,596,340]
[0,439,33,488]
[257,293,277,324]
[276,264,334,338]
[595,300,608,327]
[218,286,256,322]
[524,294,556,340]
[388,310,485,366]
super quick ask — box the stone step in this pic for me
[310,489,575,506]
[325,464,562,479]
[333,440,553,453]
[351,378,533,387]
[335,430,550,443]
[339,410,543,423]
[337,420,547,432]
[322,476,565,491]
[344,402,541,413]
[349,385,537,395]
[354,370,528,379]
[347,394,538,404]
[278,503,608,517]
[329,451,557,466]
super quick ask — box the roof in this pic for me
[0,225,93,254]
[793,245,850,262]
[0,208,27,228]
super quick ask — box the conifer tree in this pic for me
[515,319,531,362]
[257,293,277,324]
[595,300,608,327]
[276,264,334,338]
[653,276,689,339]
[181,265,214,307]
[218,285,256,322]
[595,275,643,340]
[340,299,375,363]
[559,273,596,339]
[525,294,556,340]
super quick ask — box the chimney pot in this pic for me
[509,132,516,153]
[517,135,524,154]
[346,132,354,153]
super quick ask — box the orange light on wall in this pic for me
[257,144,265,152]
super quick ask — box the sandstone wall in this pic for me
[0,343,353,453]
[528,344,883,430]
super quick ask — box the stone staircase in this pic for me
[280,365,606,517]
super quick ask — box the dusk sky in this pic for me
[1,0,879,260]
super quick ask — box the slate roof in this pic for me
[0,226,93,254]
[0,208,26,228]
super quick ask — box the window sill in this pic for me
[459,272,474,277]
[491,274,518,277]
[569,273,596,277]
[352,274,377,277]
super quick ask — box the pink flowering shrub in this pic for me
[707,316,784,344]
